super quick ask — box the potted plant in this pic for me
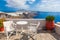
[0,18,5,32]
[46,16,55,30]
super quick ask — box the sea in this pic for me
[4,11,60,23]
[33,12,60,23]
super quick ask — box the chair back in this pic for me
[36,22,40,29]
[28,22,40,34]
[3,21,14,32]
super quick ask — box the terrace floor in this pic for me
[0,30,60,40]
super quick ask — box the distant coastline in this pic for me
[0,11,60,22]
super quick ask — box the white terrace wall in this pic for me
[6,19,46,30]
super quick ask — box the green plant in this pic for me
[46,16,55,21]
[0,23,3,28]
[0,18,5,28]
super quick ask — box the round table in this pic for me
[16,21,28,25]
[16,21,36,40]
[16,21,28,33]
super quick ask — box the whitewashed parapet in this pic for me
[6,19,46,29]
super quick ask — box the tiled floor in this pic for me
[0,30,60,40]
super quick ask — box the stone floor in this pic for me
[0,30,60,40]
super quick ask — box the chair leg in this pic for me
[16,31,17,36]
[16,30,19,36]
[7,36,9,40]
[6,32,9,40]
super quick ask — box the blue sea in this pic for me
[33,12,60,23]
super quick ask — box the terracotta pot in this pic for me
[46,21,54,30]
[0,27,4,32]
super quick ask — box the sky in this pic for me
[0,0,60,12]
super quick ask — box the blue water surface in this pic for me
[33,12,60,23]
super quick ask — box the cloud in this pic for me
[5,0,60,12]
[27,0,35,4]
[5,0,37,10]
[5,0,29,9]
[35,0,60,12]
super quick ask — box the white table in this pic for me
[16,21,28,33]
[16,21,37,40]
[16,21,28,29]
[16,21,28,25]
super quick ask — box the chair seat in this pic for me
[6,27,15,32]
[28,26,37,32]
[28,26,37,36]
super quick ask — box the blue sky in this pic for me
[0,0,60,12]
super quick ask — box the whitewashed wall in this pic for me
[6,19,46,30]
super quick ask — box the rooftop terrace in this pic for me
[0,19,60,40]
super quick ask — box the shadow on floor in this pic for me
[20,33,35,40]
[0,30,60,40]
[37,29,60,40]
[50,33,60,40]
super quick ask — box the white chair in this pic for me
[28,22,40,40]
[3,21,16,40]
